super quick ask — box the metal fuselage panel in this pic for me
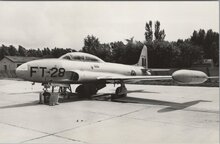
[16,59,145,83]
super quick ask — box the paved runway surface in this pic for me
[0,79,219,144]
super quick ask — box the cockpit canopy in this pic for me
[59,52,105,63]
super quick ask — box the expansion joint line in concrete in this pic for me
[6,107,147,144]
[20,134,52,144]
[20,134,88,144]
[0,121,49,135]
[117,107,147,117]
[0,120,85,144]
[0,121,55,144]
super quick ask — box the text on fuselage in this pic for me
[30,66,65,77]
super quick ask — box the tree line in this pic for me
[0,45,76,60]
[0,20,218,68]
[82,21,219,68]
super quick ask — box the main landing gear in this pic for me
[75,81,128,100]
[111,81,127,100]
[75,83,106,98]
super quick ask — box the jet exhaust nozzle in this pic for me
[172,70,208,84]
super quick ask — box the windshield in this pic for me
[59,52,104,63]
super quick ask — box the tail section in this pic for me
[136,45,148,68]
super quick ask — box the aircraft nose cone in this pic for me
[16,63,28,79]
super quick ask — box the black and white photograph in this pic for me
[0,1,219,144]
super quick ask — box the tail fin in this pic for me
[136,45,148,68]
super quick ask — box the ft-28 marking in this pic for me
[30,67,65,77]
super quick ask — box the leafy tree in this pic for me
[145,21,153,42]
[145,20,166,42]
[191,29,205,45]
[190,29,219,65]
[154,21,166,41]
[98,43,112,62]
[36,48,43,57]
[0,45,10,60]
[125,37,134,44]
[82,35,112,61]
[110,41,126,63]
[109,38,143,65]
[124,38,143,65]
[8,45,19,56]
[204,30,219,64]
[146,40,173,68]
[42,47,51,56]
[173,40,203,68]
[18,45,27,56]
[82,35,101,55]
[27,49,38,57]
[51,47,74,58]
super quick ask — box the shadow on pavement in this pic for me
[0,101,39,109]
[1,90,211,113]
[113,96,211,113]
[157,100,212,113]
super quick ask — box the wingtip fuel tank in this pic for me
[172,70,208,84]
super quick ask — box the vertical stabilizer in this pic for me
[136,45,148,68]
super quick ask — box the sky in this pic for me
[0,1,218,51]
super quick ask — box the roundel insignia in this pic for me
[131,70,136,76]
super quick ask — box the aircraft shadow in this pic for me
[0,98,82,109]
[126,90,159,94]
[1,90,211,113]
[92,90,159,98]
[0,101,39,109]
[157,100,212,113]
[8,91,42,95]
[113,96,211,113]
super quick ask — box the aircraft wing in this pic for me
[97,75,172,82]
[97,69,209,84]
[67,69,209,84]
[146,68,170,72]
[68,70,172,82]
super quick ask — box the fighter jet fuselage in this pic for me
[16,58,146,84]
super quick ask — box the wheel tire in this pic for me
[111,87,121,99]
[113,87,127,99]
[75,85,84,98]
[43,92,51,103]
[115,87,121,95]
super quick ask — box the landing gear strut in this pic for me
[59,85,72,99]
[112,81,127,100]
[40,83,72,105]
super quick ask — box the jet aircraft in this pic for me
[16,46,209,99]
